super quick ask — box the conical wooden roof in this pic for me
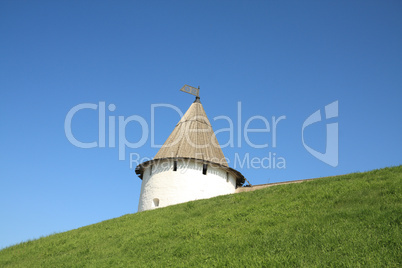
[154,98,228,166]
[135,97,246,186]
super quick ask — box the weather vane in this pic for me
[180,84,200,99]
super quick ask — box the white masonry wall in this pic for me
[138,159,236,212]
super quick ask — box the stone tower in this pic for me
[135,95,245,212]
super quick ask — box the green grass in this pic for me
[1,166,401,267]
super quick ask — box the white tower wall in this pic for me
[138,159,236,212]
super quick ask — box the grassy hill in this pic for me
[1,166,401,267]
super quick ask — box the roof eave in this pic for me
[135,157,245,187]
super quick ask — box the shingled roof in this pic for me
[135,97,245,187]
[153,97,228,166]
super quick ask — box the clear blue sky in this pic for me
[1,0,401,249]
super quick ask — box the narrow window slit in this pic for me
[203,164,208,175]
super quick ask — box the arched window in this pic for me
[153,198,159,207]
[173,160,177,171]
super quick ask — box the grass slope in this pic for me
[1,166,401,267]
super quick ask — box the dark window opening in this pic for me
[226,172,229,182]
[203,164,208,175]
[173,161,177,171]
